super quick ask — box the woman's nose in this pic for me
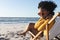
[38,11,43,16]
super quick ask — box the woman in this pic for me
[17,1,57,38]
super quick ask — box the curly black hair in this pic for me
[38,1,57,12]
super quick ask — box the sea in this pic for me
[0,17,39,24]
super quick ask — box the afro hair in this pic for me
[38,1,57,12]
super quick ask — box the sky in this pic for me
[0,0,60,17]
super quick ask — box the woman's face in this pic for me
[38,8,49,19]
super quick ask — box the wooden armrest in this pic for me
[28,31,35,37]
[48,12,60,24]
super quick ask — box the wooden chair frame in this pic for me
[28,12,60,40]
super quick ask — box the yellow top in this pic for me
[34,17,55,36]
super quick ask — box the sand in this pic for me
[0,23,31,40]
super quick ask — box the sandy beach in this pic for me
[0,23,31,40]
